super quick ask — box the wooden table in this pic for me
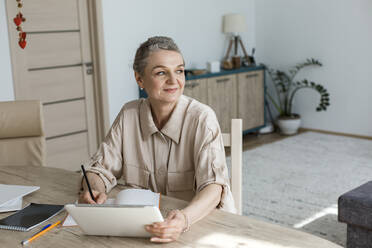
[0,166,341,248]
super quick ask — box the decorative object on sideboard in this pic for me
[206,61,220,73]
[265,58,330,135]
[222,60,233,70]
[222,13,252,70]
[13,0,27,49]
[243,48,256,67]
[184,69,207,77]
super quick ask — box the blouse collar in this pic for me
[140,95,189,144]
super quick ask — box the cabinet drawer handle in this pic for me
[216,78,230,83]
[185,81,199,88]
[245,73,258,79]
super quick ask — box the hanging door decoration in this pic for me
[13,0,27,49]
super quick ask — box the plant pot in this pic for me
[276,115,301,135]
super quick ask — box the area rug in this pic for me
[227,131,372,247]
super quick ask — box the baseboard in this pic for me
[300,128,372,140]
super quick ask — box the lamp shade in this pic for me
[223,13,247,34]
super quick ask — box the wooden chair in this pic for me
[222,119,243,215]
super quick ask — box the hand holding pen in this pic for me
[79,165,107,204]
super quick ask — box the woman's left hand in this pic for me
[145,210,187,243]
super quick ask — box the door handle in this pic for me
[185,81,199,88]
[245,73,258,79]
[216,78,230,83]
[85,62,93,75]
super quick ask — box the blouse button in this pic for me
[158,167,166,175]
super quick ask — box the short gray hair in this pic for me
[133,36,182,76]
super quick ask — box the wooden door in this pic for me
[207,75,237,132]
[6,0,98,171]
[237,70,264,130]
[183,78,208,104]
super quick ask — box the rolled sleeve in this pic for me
[195,117,237,214]
[81,108,124,193]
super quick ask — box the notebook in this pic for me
[63,188,161,227]
[0,184,40,212]
[0,203,64,231]
[113,188,160,207]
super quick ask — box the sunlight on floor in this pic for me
[293,204,338,229]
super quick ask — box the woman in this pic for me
[79,36,236,243]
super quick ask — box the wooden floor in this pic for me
[224,128,304,156]
[224,128,302,156]
[242,129,306,151]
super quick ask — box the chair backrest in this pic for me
[222,119,242,215]
[0,100,46,166]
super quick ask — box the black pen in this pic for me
[81,165,95,203]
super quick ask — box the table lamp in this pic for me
[223,13,251,69]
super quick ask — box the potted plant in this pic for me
[266,58,330,135]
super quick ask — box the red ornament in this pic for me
[14,1,26,49]
[13,17,22,26]
[19,39,26,49]
[19,32,26,39]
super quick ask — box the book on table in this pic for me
[0,184,40,213]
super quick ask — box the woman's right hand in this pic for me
[79,190,107,204]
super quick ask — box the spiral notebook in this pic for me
[0,203,64,231]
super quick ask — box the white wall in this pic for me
[255,0,372,137]
[0,0,14,101]
[102,0,255,123]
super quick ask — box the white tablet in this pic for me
[65,204,164,237]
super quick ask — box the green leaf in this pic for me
[264,58,328,116]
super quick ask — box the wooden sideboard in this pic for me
[139,66,266,133]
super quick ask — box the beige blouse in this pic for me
[84,95,236,213]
